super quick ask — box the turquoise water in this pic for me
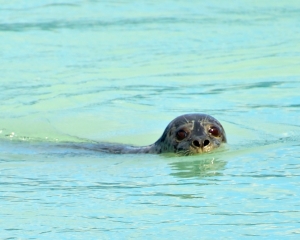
[1,1,300,239]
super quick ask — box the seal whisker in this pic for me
[183,116,189,124]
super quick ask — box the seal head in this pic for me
[91,113,226,155]
[152,113,226,155]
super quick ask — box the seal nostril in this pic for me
[203,139,210,147]
[192,140,201,148]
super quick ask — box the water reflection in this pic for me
[169,156,227,179]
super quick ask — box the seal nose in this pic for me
[192,140,201,148]
[203,139,210,147]
[192,139,210,148]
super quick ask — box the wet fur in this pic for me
[95,113,226,155]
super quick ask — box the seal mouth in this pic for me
[176,144,214,156]
[184,146,204,155]
[192,144,213,154]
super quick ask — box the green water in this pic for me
[1,1,300,239]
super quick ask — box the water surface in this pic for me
[1,1,300,239]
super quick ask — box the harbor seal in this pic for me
[95,113,226,155]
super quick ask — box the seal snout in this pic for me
[192,139,210,149]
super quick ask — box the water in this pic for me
[1,1,300,239]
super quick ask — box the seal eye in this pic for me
[176,129,188,141]
[208,126,220,137]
